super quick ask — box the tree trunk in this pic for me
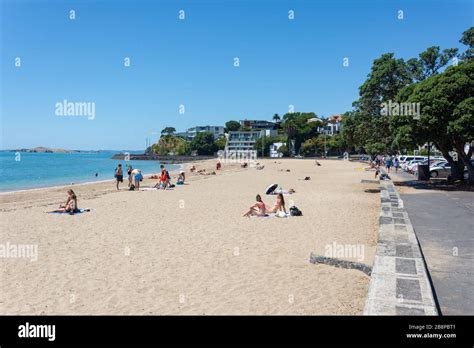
[436,142,465,182]
[454,140,474,184]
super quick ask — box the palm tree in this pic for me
[273,113,281,123]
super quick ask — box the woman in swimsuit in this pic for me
[242,194,267,217]
[49,189,77,213]
[266,193,287,215]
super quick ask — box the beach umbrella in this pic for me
[265,183,278,195]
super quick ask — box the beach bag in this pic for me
[129,184,135,191]
[290,206,302,216]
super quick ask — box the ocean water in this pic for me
[0,152,179,192]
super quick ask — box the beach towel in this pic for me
[48,208,90,215]
[252,212,290,218]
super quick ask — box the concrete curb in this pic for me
[363,179,438,315]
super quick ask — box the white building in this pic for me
[240,119,276,130]
[319,115,343,135]
[225,131,262,152]
[269,142,285,158]
[176,125,225,140]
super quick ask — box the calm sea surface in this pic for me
[0,152,179,192]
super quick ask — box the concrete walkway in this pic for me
[391,171,474,315]
[364,179,437,315]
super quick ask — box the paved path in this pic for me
[392,171,474,315]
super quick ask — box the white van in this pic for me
[399,155,427,163]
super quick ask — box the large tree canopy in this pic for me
[342,32,465,157]
[190,131,218,155]
[392,60,474,181]
[280,112,320,153]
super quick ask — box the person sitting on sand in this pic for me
[190,165,196,172]
[49,189,77,213]
[115,164,123,190]
[177,171,185,185]
[159,165,170,189]
[242,194,267,217]
[375,164,380,179]
[266,193,287,215]
[216,161,221,171]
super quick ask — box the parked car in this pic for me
[412,159,447,176]
[399,155,427,165]
[430,162,451,178]
[402,159,425,173]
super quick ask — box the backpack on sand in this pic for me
[289,206,303,216]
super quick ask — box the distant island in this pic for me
[5,147,123,154]
[8,147,81,153]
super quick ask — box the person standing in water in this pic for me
[115,164,123,190]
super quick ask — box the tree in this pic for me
[343,46,457,154]
[225,120,241,132]
[161,127,176,136]
[253,135,287,157]
[280,112,320,154]
[190,132,218,155]
[272,113,281,123]
[392,60,474,182]
[300,136,325,156]
[413,46,458,81]
[152,135,190,156]
[460,27,474,61]
[214,136,227,151]
[277,144,290,157]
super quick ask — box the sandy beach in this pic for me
[0,159,379,315]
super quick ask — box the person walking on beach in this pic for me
[115,164,123,190]
[393,157,399,173]
[385,155,393,174]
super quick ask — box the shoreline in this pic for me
[0,163,185,195]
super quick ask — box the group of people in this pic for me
[373,154,399,176]
[114,164,186,191]
[242,193,287,218]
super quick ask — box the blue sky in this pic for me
[1,0,472,150]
